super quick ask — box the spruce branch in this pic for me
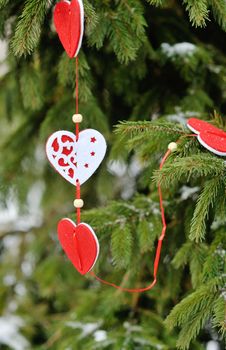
[83,0,99,35]
[0,0,9,10]
[213,296,226,334]
[108,0,147,63]
[153,154,226,188]
[115,120,186,137]
[146,0,166,5]
[202,232,226,282]
[11,0,53,57]
[190,178,225,242]
[173,243,208,288]
[165,281,218,349]
[172,242,193,268]
[209,0,226,31]
[183,0,210,27]
[111,223,133,270]
[138,217,160,253]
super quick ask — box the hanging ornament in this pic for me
[48,0,198,292]
[58,219,99,275]
[46,130,107,186]
[187,118,226,156]
[54,0,84,58]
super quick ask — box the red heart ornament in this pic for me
[54,0,84,58]
[187,118,226,156]
[58,219,99,275]
[46,129,107,186]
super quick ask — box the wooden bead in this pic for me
[72,114,83,123]
[168,142,178,152]
[73,199,84,208]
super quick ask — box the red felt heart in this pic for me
[58,219,99,275]
[187,118,226,156]
[54,0,84,58]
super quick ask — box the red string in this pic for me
[89,149,172,293]
[75,57,81,225]
[75,56,79,141]
[76,180,81,225]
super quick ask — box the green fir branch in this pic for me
[0,0,9,10]
[190,178,225,242]
[172,242,193,268]
[11,0,53,56]
[202,231,226,282]
[154,154,225,188]
[165,281,219,349]
[146,0,167,6]
[208,0,226,31]
[213,296,226,334]
[115,120,186,137]
[183,0,210,27]
[111,223,133,270]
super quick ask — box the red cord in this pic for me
[75,56,79,141]
[76,180,81,225]
[74,50,197,292]
[89,149,172,293]
[75,57,81,224]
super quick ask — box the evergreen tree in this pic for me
[0,1,225,349]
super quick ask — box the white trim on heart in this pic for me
[74,0,84,57]
[187,121,226,156]
[197,135,226,156]
[61,0,84,57]
[61,218,100,272]
[187,122,199,135]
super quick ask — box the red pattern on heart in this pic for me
[187,118,226,156]
[58,219,99,275]
[54,0,84,58]
[46,129,107,185]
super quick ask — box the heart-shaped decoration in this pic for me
[58,218,99,275]
[54,0,84,58]
[187,118,226,156]
[46,129,107,185]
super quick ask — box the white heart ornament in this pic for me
[46,129,107,185]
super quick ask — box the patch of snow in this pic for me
[108,156,144,200]
[208,65,221,74]
[107,160,135,200]
[27,181,45,221]
[161,42,197,58]
[215,248,225,258]
[166,109,200,126]
[66,321,101,338]
[93,330,107,342]
[123,322,141,332]
[211,219,226,230]
[206,340,220,350]
[0,315,29,350]
[134,337,164,349]
[0,40,8,77]
[108,160,127,177]
[128,157,142,177]
[0,181,44,235]
[7,301,18,313]
[3,235,22,255]
[120,203,139,213]
[3,274,16,286]
[14,283,27,297]
[21,257,34,277]
[148,222,154,230]
[220,290,226,300]
[180,186,200,201]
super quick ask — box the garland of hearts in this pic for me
[47,0,226,292]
